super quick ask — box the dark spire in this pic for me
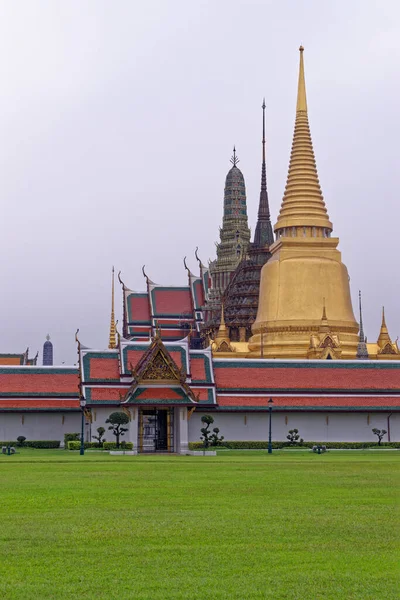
[253,99,274,248]
[230,145,239,167]
[356,291,369,359]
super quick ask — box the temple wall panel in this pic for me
[188,411,397,443]
[0,412,80,443]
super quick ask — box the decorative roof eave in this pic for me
[124,334,197,402]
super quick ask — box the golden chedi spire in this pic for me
[377,307,390,348]
[213,305,234,353]
[109,267,117,350]
[275,46,332,234]
[249,46,359,359]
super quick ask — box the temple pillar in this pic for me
[127,408,138,449]
[177,407,189,454]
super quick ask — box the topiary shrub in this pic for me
[92,427,106,448]
[372,428,387,445]
[286,429,304,445]
[16,436,26,447]
[200,415,224,450]
[106,412,129,448]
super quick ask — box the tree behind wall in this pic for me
[106,412,129,448]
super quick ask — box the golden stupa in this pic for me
[248,47,359,359]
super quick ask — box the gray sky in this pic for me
[1,0,399,364]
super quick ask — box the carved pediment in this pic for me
[216,340,234,353]
[132,335,183,384]
[380,343,397,355]
[140,350,179,381]
[321,335,335,349]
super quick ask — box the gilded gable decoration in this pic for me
[307,305,342,359]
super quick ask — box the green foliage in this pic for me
[372,428,387,445]
[67,441,103,450]
[103,441,133,450]
[286,429,304,445]
[106,412,129,448]
[188,440,400,451]
[16,436,26,447]
[64,433,80,446]
[67,441,133,451]
[0,440,61,449]
[92,427,106,447]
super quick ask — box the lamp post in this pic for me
[268,398,273,454]
[80,398,86,456]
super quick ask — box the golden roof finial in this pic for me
[319,298,330,333]
[216,303,227,338]
[296,45,307,113]
[214,303,234,353]
[109,267,117,349]
[274,46,333,234]
[377,306,391,349]
[382,306,387,329]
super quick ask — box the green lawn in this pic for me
[0,450,398,599]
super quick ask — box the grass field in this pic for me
[0,449,398,599]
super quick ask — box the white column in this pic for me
[127,408,138,450]
[177,407,189,454]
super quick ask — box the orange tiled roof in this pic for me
[217,395,400,408]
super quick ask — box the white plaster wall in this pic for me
[0,412,80,443]
[189,411,399,443]
[89,407,137,444]
[1,409,398,446]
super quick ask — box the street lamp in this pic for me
[268,398,274,454]
[80,398,86,456]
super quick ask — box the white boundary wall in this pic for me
[188,411,400,443]
[0,410,399,445]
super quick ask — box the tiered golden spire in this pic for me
[319,299,330,334]
[275,46,332,233]
[108,267,117,350]
[377,307,391,349]
[215,304,228,340]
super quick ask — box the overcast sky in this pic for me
[1,0,399,365]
